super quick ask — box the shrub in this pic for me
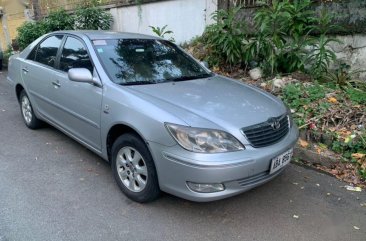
[16,3,113,50]
[44,9,75,32]
[204,6,248,67]
[198,0,339,80]
[17,21,49,50]
[74,5,113,30]
[244,0,340,77]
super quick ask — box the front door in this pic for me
[51,36,103,151]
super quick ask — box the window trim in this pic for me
[56,34,95,73]
[26,34,65,70]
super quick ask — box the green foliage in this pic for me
[44,9,75,31]
[16,2,113,50]
[245,0,317,75]
[346,87,366,105]
[149,25,175,42]
[3,45,15,66]
[307,35,339,80]
[331,131,366,160]
[322,62,366,92]
[204,6,248,67]
[282,82,326,126]
[74,4,113,30]
[17,21,49,50]
[197,0,339,79]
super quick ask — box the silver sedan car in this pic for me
[8,31,299,202]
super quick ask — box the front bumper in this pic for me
[149,125,299,202]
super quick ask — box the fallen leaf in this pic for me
[345,185,362,192]
[352,153,365,160]
[330,169,339,175]
[298,139,309,148]
[328,97,338,103]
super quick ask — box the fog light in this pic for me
[186,182,225,193]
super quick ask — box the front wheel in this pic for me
[111,133,160,203]
[19,90,43,129]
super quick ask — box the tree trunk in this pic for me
[30,0,41,20]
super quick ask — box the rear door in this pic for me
[21,35,64,119]
[51,36,103,151]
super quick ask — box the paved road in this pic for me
[0,72,365,241]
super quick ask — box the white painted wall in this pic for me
[109,0,218,44]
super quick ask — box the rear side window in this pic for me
[34,35,63,67]
[59,37,93,73]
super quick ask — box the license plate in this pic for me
[270,149,293,174]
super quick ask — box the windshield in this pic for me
[93,39,212,85]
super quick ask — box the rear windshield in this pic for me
[93,39,212,85]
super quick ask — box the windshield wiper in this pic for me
[121,81,156,86]
[167,73,213,82]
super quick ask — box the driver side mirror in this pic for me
[68,68,101,87]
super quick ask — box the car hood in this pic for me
[127,75,286,130]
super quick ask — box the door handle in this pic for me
[52,80,61,88]
[22,67,29,73]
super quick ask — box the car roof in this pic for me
[52,30,161,40]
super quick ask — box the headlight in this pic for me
[165,123,245,153]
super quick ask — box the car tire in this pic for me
[19,90,43,129]
[111,133,160,203]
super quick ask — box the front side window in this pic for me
[93,39,212,85]
[34,35,63,67]
[59,37,93,73]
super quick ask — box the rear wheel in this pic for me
[19,90,43,129]
[111,133,160,203]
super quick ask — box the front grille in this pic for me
[242,115,289,148]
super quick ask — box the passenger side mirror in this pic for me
[68,68,101,87]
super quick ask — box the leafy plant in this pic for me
[245,0,316,75]
[205,6,248,67]
[44,9,75,31]
[242,0,341,80]
[17,21,49,50]
[74,5,113,30]
[149,25,175,42]
[306,34,339,80]
[17,2,114,50]
[3,45,15,66]
[282,82,327,127]
[331,131,366,159]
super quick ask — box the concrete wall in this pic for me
[109,0,218,44]
[329,34,366,80]
[0,0,27,50]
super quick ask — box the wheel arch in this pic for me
[15,84,25,102]
[106,123,149,162]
